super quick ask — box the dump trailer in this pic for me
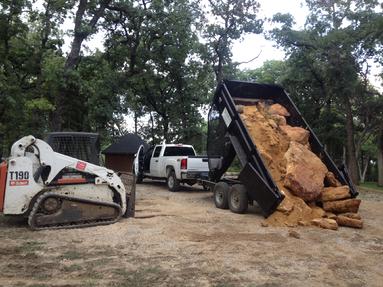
[205,80,358,217]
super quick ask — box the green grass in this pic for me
[59,250,83,260]
[110,266,164,287]
[63,263,83,272]
[20,241,45,253]
[359,182,383,192]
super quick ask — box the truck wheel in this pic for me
[133,165,143,184]
[228,184,248,214]
[167,171,180,192]
[213,182,229,209]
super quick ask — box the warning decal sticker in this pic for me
[76,161,87,171]
[10,180,29,186]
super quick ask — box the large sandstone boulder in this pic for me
[268,103,290,117]
[280,125,310,145]
[283,142,328,201]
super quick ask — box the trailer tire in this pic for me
[167,171,180,192]
[229,184,248,214]
[213,182,229,209]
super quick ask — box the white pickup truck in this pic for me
[133,143,209,191]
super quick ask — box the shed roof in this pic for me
[102,133,148,155]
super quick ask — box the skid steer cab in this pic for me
[0,135,133,230]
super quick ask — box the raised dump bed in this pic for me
[206,80,358,217]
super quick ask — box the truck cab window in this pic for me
[153,146,162,158]
[163,147,195,156]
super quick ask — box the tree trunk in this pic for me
[216,55,223,84]
[65,0,111,71]
[359,156,369,184]
[149,112,155,142]
[342,146,346,165]
[378,128,383,186]
[134,111,138,135]
[213,35,226,84]
[51,0,111,130]
[163,117,169,142]
[344,98,359,184]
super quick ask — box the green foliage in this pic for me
[104,0,214,144]
[25,98,55,113]
[236,60,287,84]
[203,0,263,82]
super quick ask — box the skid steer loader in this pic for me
[0,135,132,230]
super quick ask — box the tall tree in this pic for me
[203,0,263,83]
[104,0,212,143]
[0,0,61,148]
[52,0,111,130]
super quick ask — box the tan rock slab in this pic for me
[339,212,361,220]
[311,218,338,230]
[323,199,361,214]
[321,185,351,202]
[336,215,363,229]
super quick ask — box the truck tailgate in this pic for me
[187,156,209,172]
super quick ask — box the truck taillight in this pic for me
[181,158,187,170]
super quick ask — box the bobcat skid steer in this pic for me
[0,135,130,230]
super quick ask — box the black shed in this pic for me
[103,133,148,172]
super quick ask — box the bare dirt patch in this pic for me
[0,181,382,286]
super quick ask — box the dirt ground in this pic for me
[1,181,382,287]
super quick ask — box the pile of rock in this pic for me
[239,102,362,230]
